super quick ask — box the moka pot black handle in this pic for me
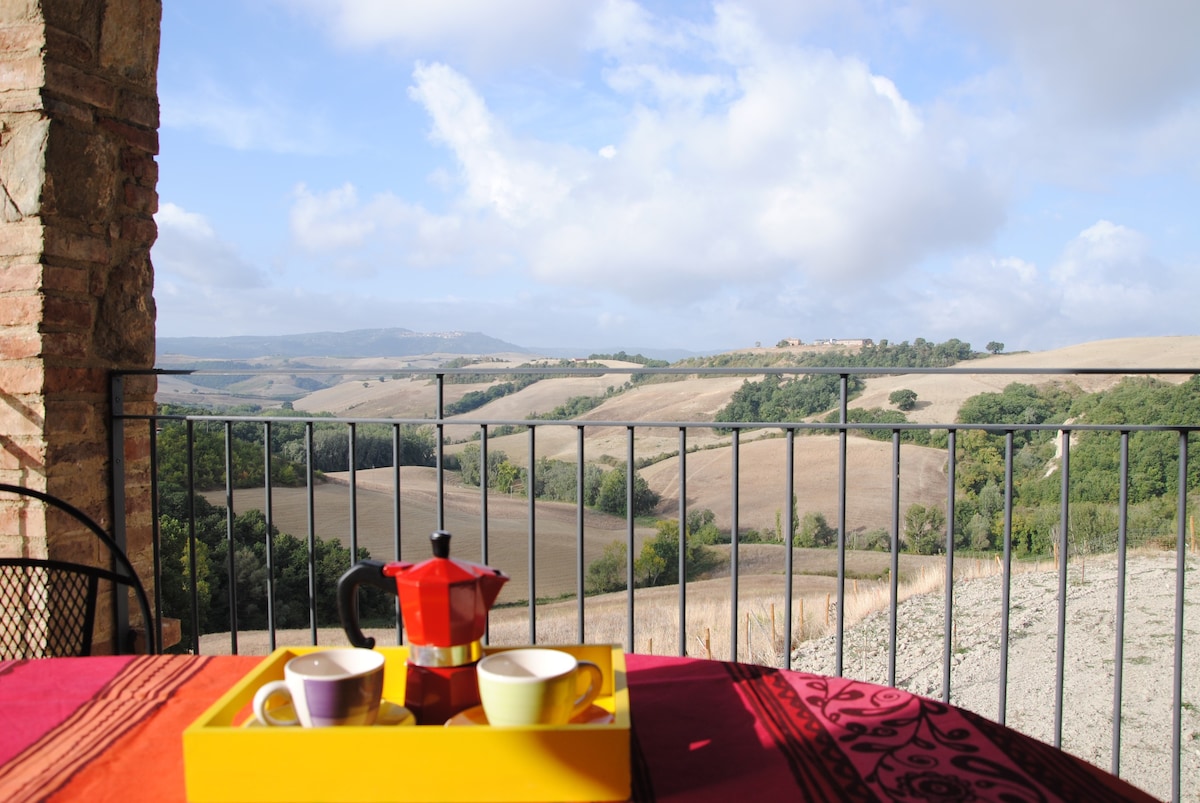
[337,559,396,649]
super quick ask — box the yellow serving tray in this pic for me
[183,644,631,803]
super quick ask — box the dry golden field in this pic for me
[202,336,1200,611]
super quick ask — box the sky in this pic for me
[154,1,1200,356]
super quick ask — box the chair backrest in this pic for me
[0,483,155,657]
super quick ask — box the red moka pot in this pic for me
[337,530,509,725]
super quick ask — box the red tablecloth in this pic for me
[0,653,1159,802]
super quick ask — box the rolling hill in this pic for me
[195,336,1200,580]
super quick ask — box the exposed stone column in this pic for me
[0,0,161,653]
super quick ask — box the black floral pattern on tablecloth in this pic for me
[726,664,1157,803]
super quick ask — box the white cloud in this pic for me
[1048,221,1168,333]
[153,203,267,288]
[915,222,1197,350]
[297,14,1005,303]
[408,63,581,225]
[290,184,377,251]
[288,180,521,275]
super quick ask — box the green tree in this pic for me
[794,511,837,547]
[963,513,992,550]
[158,514,211,650]
[531,458,603,504]
[955,429,1006,495]
[634,519,720,587]
[860,528,892,551]
[986,341,1005,354]
[585,541,628,595]
[904,503,947,554]
[156,488,392,645]
[596,469,659,517]
[457,444,511,488]
[888,388,918,411]
[495,461,522,494]
[687,508,726,544]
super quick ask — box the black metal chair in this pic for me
[0,483,155,657]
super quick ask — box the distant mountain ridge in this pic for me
[157,328,709,362]
[157,328,530,360]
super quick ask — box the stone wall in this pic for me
[0,0,161,653]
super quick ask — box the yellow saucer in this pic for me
[444,704,614,727]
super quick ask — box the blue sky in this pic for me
[153,1,1200,355]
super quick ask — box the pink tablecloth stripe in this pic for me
[0,657,135,765]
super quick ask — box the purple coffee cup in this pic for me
[252,648,385,727]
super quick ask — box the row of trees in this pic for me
[156,404,437,489]
[452,444,660,518]
[442,353,662,416]
[715,373,866,425]
[830,376,1200,556]
[586,513,723,594]
[156,487,394,651]
[153,407,438,650]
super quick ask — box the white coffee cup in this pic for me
[252,648,385,727]
[476,648,603,727]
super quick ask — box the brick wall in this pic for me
[0,0,161,653]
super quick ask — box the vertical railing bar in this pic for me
[480,425,489,565]
[1054,429,1070,747]
[436,374,445,531]
[223,421,238,655]
[148,420,163,651]
[784,428,795,669]
[730,428,740,661]
[999,431,1015,724]
[1171,430,1187,803]
[626,426,636,653]
[677,426,687,657]
[305,421,318,645]
[1111,431,1130,777]
[480,425,491,646]
[348,422,358,562]
[887,429,900,687]
[528,425,537,644]
[576,425,586,642]
[393,423,403,645]
[263,422,277,651]
[185,420,199,654]
[108,375,131,649]
[942,428,956,703]
[835,373,848,677]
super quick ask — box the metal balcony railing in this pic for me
[111,364,1197,801]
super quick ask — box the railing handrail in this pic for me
[141,364,1200,377]
[122,411,1200,435]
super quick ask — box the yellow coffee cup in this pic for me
[476,648,603,727]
